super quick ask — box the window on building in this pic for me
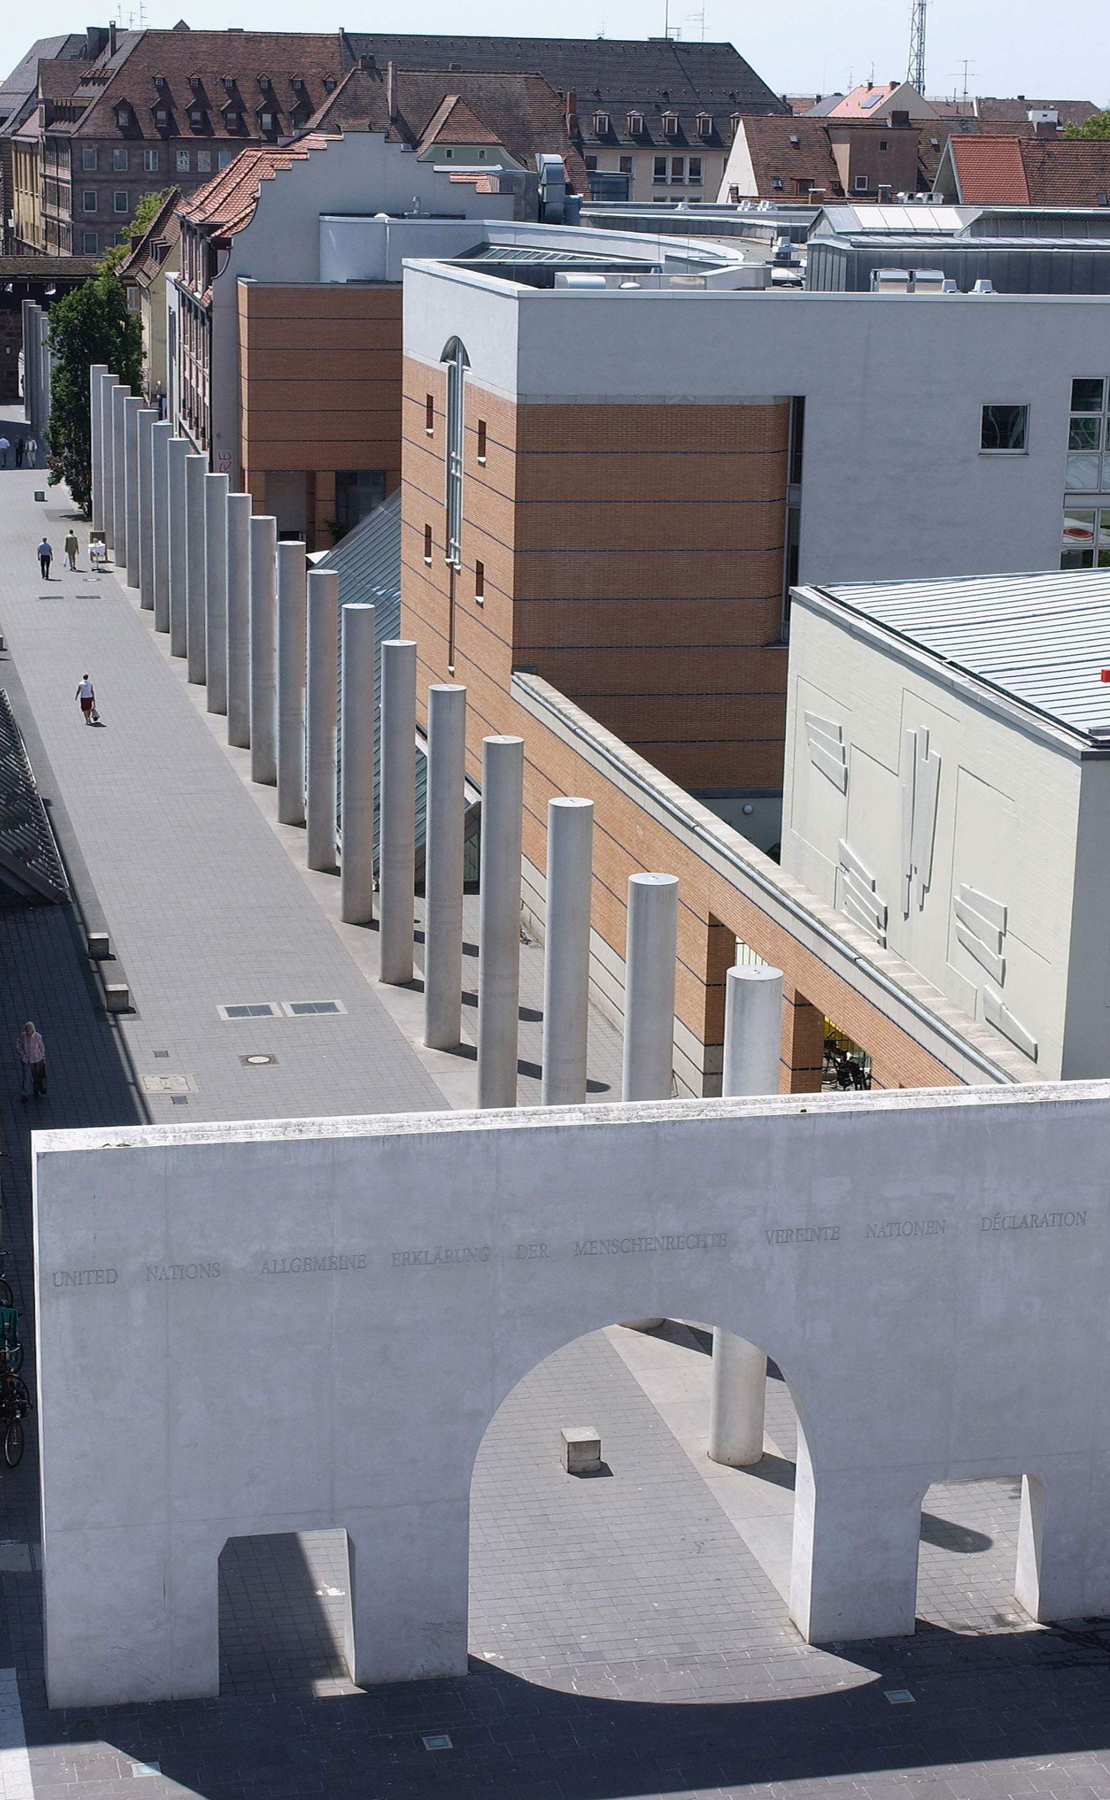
[1060,507,1110,568]
[225,108,244,131]
[981,403,1028,452]
[218,150,233,168]
[113,147,128,171]
[671,156,686,182]
[584,154,598,171]
[82,229,99,253]
[476,419,487,463]
[653,155,668,183]
[144,148,160,172]
[115,104,132,129]
[423,523,433,563]
[688,155,702,183]
[771,175,784,190]
[334,470,386,537]
[593,111,610,135]
[618,153,633,174]
[879,137,889,150]
[82,189,97,212]
[425,393,435,434]
[259,109,277,133]
[627,109,644,134]
[854,173,869,192]
[189,107,206,130]
[81,145,97,170]
[441,336,469,568]
[695,111,712,136]
[794,177,810,196]
[114,190,129,214]
[177,149,190,172]
[1066,376,1110,490]
[154,106,170,129]
[197,150,211,172]
[662,111,679,137]
[475,559,485,601]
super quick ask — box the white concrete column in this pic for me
[167,437,189,657]
[378,639,416,986]
[708,962,785,1467]
[276,540,307,825]
[477,735,524,1110]
[40,327,52,446]
[249,515,278,786]
[339,602,376,924]
[89,363,108,533]
[1015,1469,1110,1623]
[423,684,466,1051]
[98,373,120,547]
[110,383,128,562]
[21,301,34,426]
[789,1421,922,1642]
[137,407,157,609]
[621,872,678,1101]
[184,452,208,685]
[225,494,252,749]
[541,797,594,1107]
[123,395,142,586]
[151,420,172,632]
[204,472,229,715]
[305,569,339,872]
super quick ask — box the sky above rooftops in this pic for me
[1,1,1107,115]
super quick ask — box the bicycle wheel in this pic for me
[4,1417,23,1468]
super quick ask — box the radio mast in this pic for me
[907,0,927,93]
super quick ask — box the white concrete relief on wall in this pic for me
[900,726,941,916]
[837,838,888,946]
[804,709,848,792]
[983,988,1038,1061]
[954,883,1006,984]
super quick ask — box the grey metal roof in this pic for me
[813,202,980,236]
[812,569,1110,741]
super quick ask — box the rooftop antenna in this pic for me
[687,6,706,40]
[907,0,927,94]
[948,58,975,102]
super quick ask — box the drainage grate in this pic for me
[422,1735,452,1752]
[884,1689,915,1705]
[240,1053,277,1067]
[140,1073,196,1096]
[170,1095,189,1106]
[217,1002,279,1021]
[281,999,346,1017]
[153,1049,170,1059]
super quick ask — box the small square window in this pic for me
[879,137,888,150]
[1070,377,1106,413]
[1066,453,1101,490]
[114,190,129,214]
[980,403,1028,453]
[176,149,190,172]
[423,523,433,563]
[854,173,868,192]
[113,147,128,172]
[81,145,97,170]
[618,154,632,174]
[1069,417,1102,452]
[144,148,159,172]
[154,106,170,129]
[189,107,205,130]
[197,150,211,172]
[82,230,98,254]
[218,150,233,168]
[475,559,485,601]
[82,189,97,212]
[259,109,277,132]
[771,175,783,190]
[476,419,487,463]
[584,154,597,172]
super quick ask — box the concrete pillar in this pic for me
[137,408,157,609]
[378,639,417,986]
[21,301,34,424]
[167,438,189,657]
[98,373,119,547]
[225,494,252,749]
[204,472,229,715]
[123,396,142,586]
[110,383,129,562]
[40,327,52,447]
[305,569,338,871]
[541,798,594,1107]
[89,363,108,533]
[151,420,172,632]
[789,1421,922,1642]
[621,872,678,1102]
[249,515,278,786]
[477,736,524,1110]
[1015,1469,1110,1623]
[708,962,785,1468]
[184,452,208,685]
[423,684,466,1051]
[339,602,376,923]
[276,541,307,825]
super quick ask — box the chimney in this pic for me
[85,25,108,59]
[1034,119,1056,138]
[565,88,578,133]
[386,59,395,122]
[359,53,376,71]
[108,21,117,54]
[890,108,911,127]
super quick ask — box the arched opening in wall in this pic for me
[218,1530,355,1697]
[916,1475,1029,1635]
[468,1319,802,1700]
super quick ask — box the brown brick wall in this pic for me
[400,356,961,1098]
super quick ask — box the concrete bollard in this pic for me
[276,541,307,825]
[184,452,208,685]
[225,494,252,749]
[708,962,785,1469]
[137,407,157,609]
[423,684,466,1051]
[560,1428,602,1476]
[339,602,376,923]
[541,798,594,1107]
[378,640,417,986]
[150,420,172,632]
[166,438,189,656]
[477,735,524,1109]
[305,569,338,872]
[104,983,131,1014]
[249,515,278,786]
[204,472,230,715]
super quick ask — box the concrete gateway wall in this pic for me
[34,1083,1110,1707]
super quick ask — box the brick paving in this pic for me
[1,435,1110,1796]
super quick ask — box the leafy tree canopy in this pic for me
[97,186,175,274]
[1064,112,1110,139]
[45,271,142,515]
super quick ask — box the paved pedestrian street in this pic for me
[2,440,1110,1799]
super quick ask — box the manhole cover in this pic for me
[241,1053,277,1066]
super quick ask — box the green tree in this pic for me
[1064,111,1110,139]
[97,186,174,274]
[45,270,142,515]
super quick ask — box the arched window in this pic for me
[441,337,469,568]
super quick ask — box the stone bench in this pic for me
[560,1427,601,1476]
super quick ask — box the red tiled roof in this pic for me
[419,93,502,150]
[118,185,182,284]
[178,134,335,238]
[733,115,843,199]
[947,135,1030,203]
[1020,137,1110,205]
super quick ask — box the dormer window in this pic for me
[258,107,278,132]
[730,111,741,133]
[188,106,206,131]
[222,77,236,92]
[291,76,305,92]
[662,111,680,137]
[627,109,644,135]
[695,111,712,136]
[153,105,170,130]
[771,175,783,189]
[114,103,133,129]
[592,109,610,135]
[323,76,336,91]
[224,105,244,131]
[154,74,167,90]
[189,75,200,91]
[789,132,799,145]
[258,74,272,91]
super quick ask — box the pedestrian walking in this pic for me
[75,673,96,724]
[15,1022,46,1103]
[24,436,37,467]
[13,439,24,469]
[0,437,9,468]
[63,529,79,571]
[37,537,53,579]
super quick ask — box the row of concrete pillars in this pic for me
[89,362,783,1472]
[21,300,52,457]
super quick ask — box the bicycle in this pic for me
[0,1247,14,1311]
[0,1306,21,1374]
[0,1373,30,1467]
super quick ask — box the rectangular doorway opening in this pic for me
[219,1529,355,1697]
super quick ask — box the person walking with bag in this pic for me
[37,537,52,579]
[15,1022,46,1102]
[75,673,96,725]
[63,530,79,571]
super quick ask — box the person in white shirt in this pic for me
[15,1022,46,1101]
[75,674,95,724]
